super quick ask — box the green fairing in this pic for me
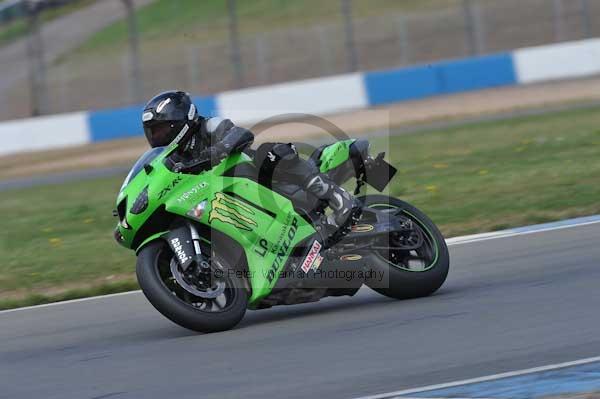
[116,147,315,306]
[135,231,169,254]
[318,139,355,173]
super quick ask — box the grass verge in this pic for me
[0,280,138,311]
[0,0,98,47]
[379,105,600,237]
[1,104,598,309]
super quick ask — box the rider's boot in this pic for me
[304,174,361,234]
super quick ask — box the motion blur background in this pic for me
[1,0,599,309]
[1,0,597,119]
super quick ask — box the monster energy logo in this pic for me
[209,193,258,231]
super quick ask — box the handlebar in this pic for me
[168,148,228,174]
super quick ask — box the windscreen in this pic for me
[120,146,166,192]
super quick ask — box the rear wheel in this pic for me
[360,195,449,299]
[136,241,248,333]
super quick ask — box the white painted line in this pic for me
[1,215,599,315]
[446,218,600,246]
[352,355,600,399]
[445,231,505,245]
[0,290,141,315]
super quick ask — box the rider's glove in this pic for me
[199,143,228,166]
[172,143,229,173]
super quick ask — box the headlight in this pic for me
[113,227,125,243]
[130,186,149,215]
[120,218,130,229]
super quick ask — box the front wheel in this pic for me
[359,195,450,299]
[136,241,248,333]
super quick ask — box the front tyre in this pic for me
[360,195,450,299]
[136,241,248,333]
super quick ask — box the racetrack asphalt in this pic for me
[1,222,600,399]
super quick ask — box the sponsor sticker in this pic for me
[177,182,208,203]
[312,254,324,271]
[266,217,299,283]
[172,124,190,144]
[301,240,322,273]
[156,98,171,113]
[171,238,190,264]
[209,193,258,232]
[188,104,196,120]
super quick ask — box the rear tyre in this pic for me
[136,241,248,333]
[360,195,449,299]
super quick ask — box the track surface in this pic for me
[1,223,600,399]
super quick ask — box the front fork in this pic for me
[166,221,207,271]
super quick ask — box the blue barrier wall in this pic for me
[88,95,217,142]
[437,53,517,94]
[88,52,518,144]
[14,36,597,155]
[363,66,439,106]
[363,52,517,106]
[88,104,144,142]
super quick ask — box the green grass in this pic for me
[0,175,139,309]
[0,19,27,46]
[0,0,98,47]
[69,0,459,55]
[1,105,599,309]
[379,107,600,236]
[0,280,139,311]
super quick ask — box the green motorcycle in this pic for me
[114,139,449,333]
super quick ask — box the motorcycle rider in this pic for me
[141,90,360,233]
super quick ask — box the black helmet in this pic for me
[142,91,200,148]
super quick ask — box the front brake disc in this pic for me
[170,259,226,299]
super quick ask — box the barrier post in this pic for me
[341,0,358,72]
[397,15,410,65]
[580,0,592,38]
[25,1,46,116]
[122,0,142,103]
[462,0,479,55]
[553,0,566,42]
[227,0,244,87]
[255,34,269,85]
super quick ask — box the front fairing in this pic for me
[115,146,177,248]
[115,146,250,250]
[115,148,317,305]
